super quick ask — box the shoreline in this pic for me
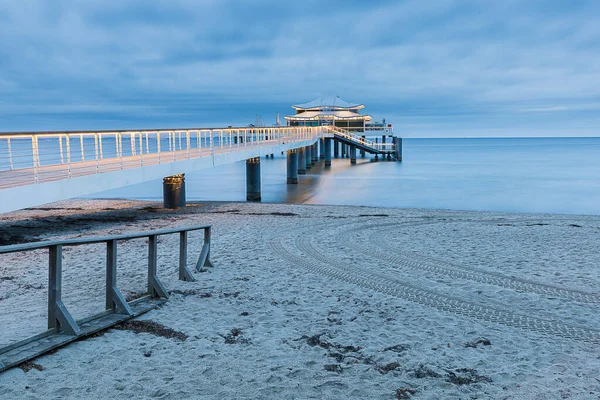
[1,199,600,399]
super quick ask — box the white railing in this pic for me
[328,126,394,135]
[0,126,324,189]
[327,126,396,152]
[328,126,377,147]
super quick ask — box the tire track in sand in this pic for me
[335,222,600,305]
[268,225,600,343]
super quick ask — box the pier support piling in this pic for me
[163,174,186,209]
[324,138,332,167]
[286,149,298,184]
[361,136,366,158]
[334,139,339,158]
[246,157,261,202]
[395,137,403,161]
[350,145,357,164]
[319,138,325,159]
[298,147,306,174]
[305,145,312,171]
[312,143,318,164]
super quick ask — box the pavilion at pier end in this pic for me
[284,95,400,163]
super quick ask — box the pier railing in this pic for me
[0,126,325,189]
[0,224,211,372]
[327,126,396,152]
[338,126,394,134]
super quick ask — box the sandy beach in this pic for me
[1,200,599,399]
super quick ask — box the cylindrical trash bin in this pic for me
[163,174,186,209]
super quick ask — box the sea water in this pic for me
[91,137,600,215]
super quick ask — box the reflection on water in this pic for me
[91,138,600,215]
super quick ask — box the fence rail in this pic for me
[0,224,212,372]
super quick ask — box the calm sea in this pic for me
[91,138,600,215]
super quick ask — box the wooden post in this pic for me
[48,245,80,335]
[148,235,169,298]
[179,231,195,282]
[106,240,134,315]
[195,227,213,271]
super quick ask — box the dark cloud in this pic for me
[1,0,599,136]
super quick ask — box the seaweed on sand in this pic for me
[113,320,188,342]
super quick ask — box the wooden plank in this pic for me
[0,298,165,373]
[0,225,211,254]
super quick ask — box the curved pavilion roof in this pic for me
[285,110,372,121]
[292,96,364,110]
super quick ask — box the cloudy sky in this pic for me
[1,0,599,137]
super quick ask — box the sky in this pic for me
[1,0,599,137]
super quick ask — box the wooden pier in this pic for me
[0,125,401,213]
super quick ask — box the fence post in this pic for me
[179,231,195,282]
[106,240,134,315]
[118,133,124,169]
[94,133,100,173]
[172,131,176,162]
[57,135,64,164]
[48,244,80,335]
[148,235,169,298]
[130,133,135,156]
[80,134,85,161]
[186,130,191,159]
[7,137,13,170]
[99,133,104,160]
[66,134,72,177]
[157,132,161,163]
[195,227,213,271]
[211,130,215,160]
[31,136,39,183]
[139,132,144,166]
